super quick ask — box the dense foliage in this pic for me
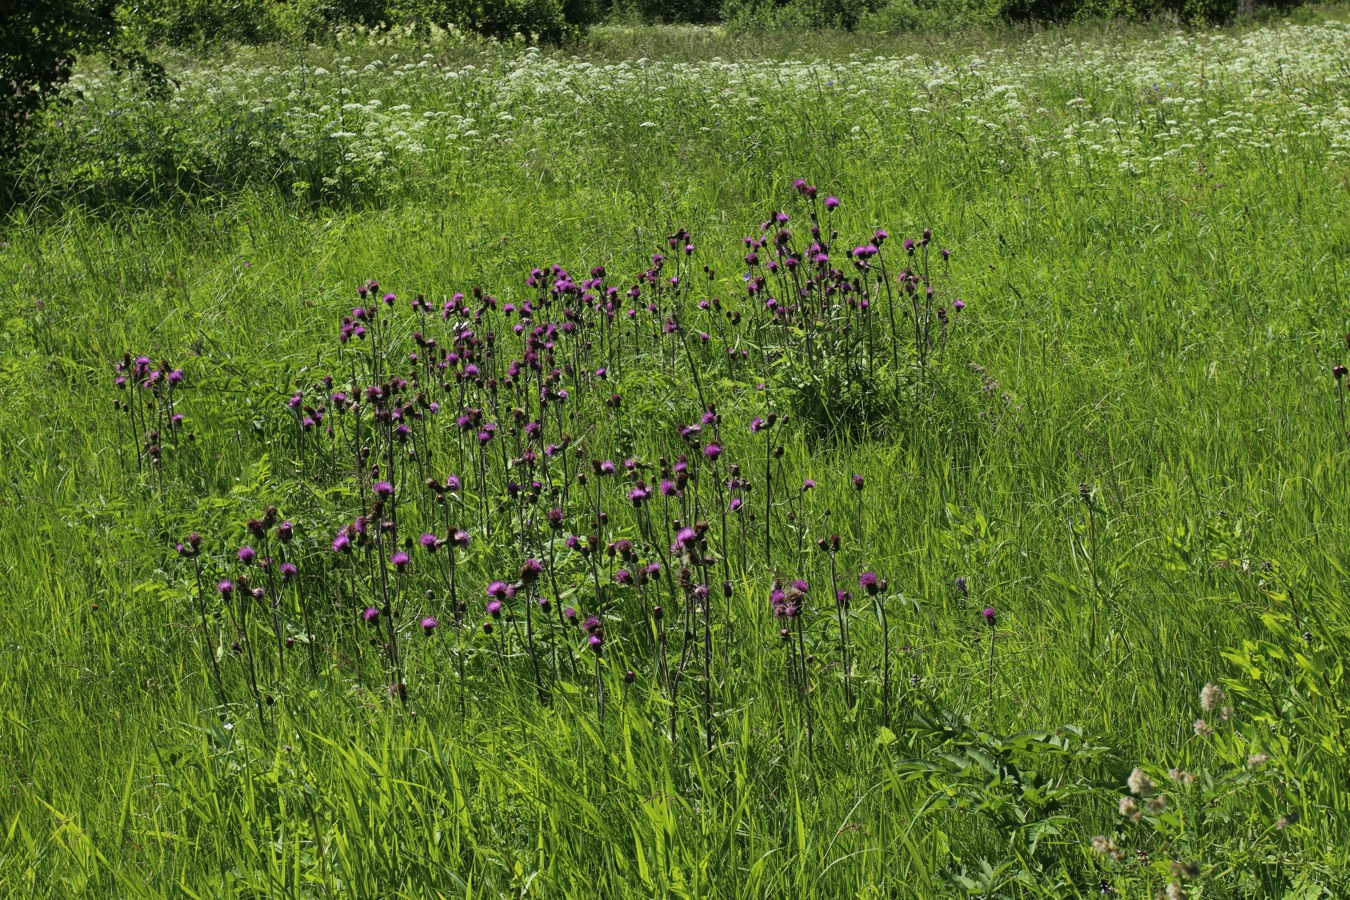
[113,0,1307,48]
[0,0,116,159]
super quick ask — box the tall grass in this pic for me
[1,9,1349,897]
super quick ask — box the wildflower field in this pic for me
[2,8,1350,897]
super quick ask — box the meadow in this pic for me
[2,8,1350,897]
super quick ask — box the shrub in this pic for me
[1,0,163,203]
[117,0,327,45]
[723,0,891,30]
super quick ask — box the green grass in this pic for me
[2,9,1350,898]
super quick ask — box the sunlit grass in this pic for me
[1,7,1350,898]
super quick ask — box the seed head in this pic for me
[1127,768,1156,797]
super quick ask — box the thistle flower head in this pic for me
[421,616,439,634]
[519,558,542,584]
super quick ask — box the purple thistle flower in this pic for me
[750,417,765,433]
[280,562,298,581]
[802,479,816,491]
[824,196,839,210]
[276,521,294,543]
[487,581,509,599]
[237,545,255,565]
[582,615,602,634]
[332,533,352,554]
[373,481,394,498]
[563,606,578,625]
[589,633,604,653]
[982,607,997,626]
[217,579,234,596]
[614,569,633,586]
[859,571,879,595]
[519,558,542,584]
[390,551,410,570]
[420,533,440,551]
[421,616,439,634]
[487,600,503,618]
[703,443,722,460]
[852,474,866,491]
[363,606,380,623]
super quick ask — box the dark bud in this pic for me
[624,670,635,684]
